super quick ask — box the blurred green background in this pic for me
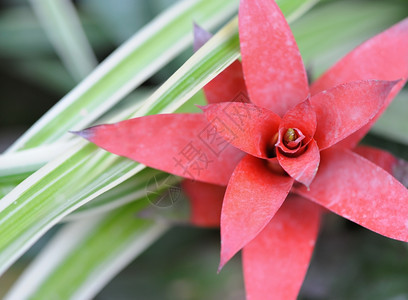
[1,0,408,299]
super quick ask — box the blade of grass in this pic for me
[6,0,238,153]
[0,17,241,276]
[0,89,151,187]
[65,169,178,221]
[371,90,408,145]
[292,0,407,80]
[0,142,75,184]
[5,199,168,300]
[28,0,98,81]
[277,0,319,23]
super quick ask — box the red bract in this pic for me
[75,0,408,298]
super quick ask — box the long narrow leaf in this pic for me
[5,200,168,300]
[0,90,150,189]
[28,0,98,81]
[277,0,319,23]
[292,0,407,79]
[6,0,238,153]
[0,142,75,183]
[371,90,408,145]
[0,17,240,276]
[66,169,177,220]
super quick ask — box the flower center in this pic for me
[266,128,306,158]
[284,128,297,144]
[283,128,302,150]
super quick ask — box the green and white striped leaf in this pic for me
[0,17,241,276]
[292,0,407,80]
[6,0,238,153]
[28,0,98,81]
[277,0,319,23]
[0,89,151,196]
[0,142,74,183]
[66,169,178,220]
[5,200,168,300]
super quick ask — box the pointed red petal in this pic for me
[239,0,309,116]
[243,195,321,300]
[192,21,249,111]
[75,114,244,185]
[354,145,397,174]
[193,24,248,105]
[182,179,225,227]
[193,23,213,52]
[294,147,408,242]
[204,61,249,105]
[311,80,398,150]
[201,102,281,158]
[219,155,294,270]
[281,99,317,138]
[277,139,320,187]
[311,18,408,148]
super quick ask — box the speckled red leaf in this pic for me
[193,23,248,104]
[311,18,408,148]
[239,0,309,116]
[311,80,398,150]
[204,61,249,104]
[219,155,294,270]
[74,114,244,185]
[201,102,281,158]
[354,145,397,174]
[182,179,225,227]
[294,147,408,242]
[242,195,321,300]
[277,139,320,187]
[280,99,316,139]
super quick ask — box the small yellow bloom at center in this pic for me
[284,128,297,143]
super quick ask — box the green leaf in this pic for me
[0,17,241,276]
[277,0,319,23]
[292,0,408,80]
[6,0,238,152]
[28,0,98,81]
[0,89,151,191]
[66,169,177,220]
[0,143,74,184]
[4,200,168,299]
[371,90,408,145]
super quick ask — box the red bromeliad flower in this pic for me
[75,0,408,298]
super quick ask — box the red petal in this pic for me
[204,61,249,105]
[193,23,213,52]
[281,99,317,138]
[201,102,281,158]
[75,114,244,185]
[219,155,294,270]
[294,147,408,242]
[354,145,397,174]
[311,18,408,148]
[182,180,225,227]
[277,139,320,187]
[193,24,249,104]
[242,195,321,300]
[311,80,398,150]
[239,0,309,116]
